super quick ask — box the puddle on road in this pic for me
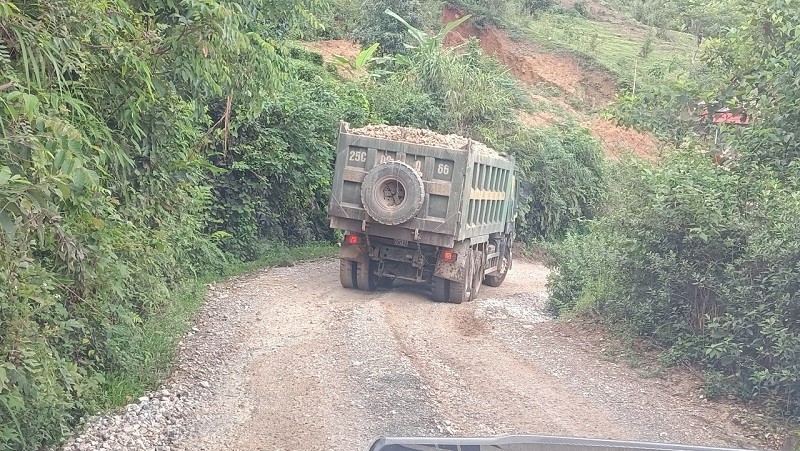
[474,292,553,324]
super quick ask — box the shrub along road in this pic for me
[62,259,766,451]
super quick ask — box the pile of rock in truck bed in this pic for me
[349,124,501,157]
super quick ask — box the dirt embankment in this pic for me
[584,118,662,160]
[303,39,362,63]
[443,7,617,109]
[441,6,661,160]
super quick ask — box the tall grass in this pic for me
[98,242,337,407]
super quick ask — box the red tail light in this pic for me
[440,250,456,262]
[346,234,360,245]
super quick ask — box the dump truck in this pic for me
[328,123,517,303]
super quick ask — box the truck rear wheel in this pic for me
[448,249,474,304]
[484,247,511,287]
[472,249,486,298]
[431,276,450,302]
[340,259,357,289]
[356,259,377,291]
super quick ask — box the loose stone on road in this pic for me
[61,259,763,451]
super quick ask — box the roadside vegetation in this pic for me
[0,1,353,447]
[547,0,800,422]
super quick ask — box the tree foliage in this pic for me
[0,0,351,448]
[352,0,423,54]
[703,0,800,172]
[550,0,800,416]
[208,48,371,259]
[511,125,605,240]
[609,0,741,38]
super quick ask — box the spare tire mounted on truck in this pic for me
[328,123,517,303]
[361,161,426,226]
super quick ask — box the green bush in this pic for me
[448,0,512,27]
[548,151,800,415]
[573,0,589,17]
[392,29,528,137]
[207,57,370,259]
[352,0,423,54]
[510,125,605,240]
[307,0,362,39]
[369,77,446,130]
[522,0,555,15]
[546,227,620,315]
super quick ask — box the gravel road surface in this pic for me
[61,259,767,451]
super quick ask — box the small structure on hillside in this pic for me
[695,104,751,163]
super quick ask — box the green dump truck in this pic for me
[328,123,517,303]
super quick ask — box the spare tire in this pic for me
[361,161,425,226]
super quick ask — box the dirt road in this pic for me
[180,258,767,451]
[64,258,766,451]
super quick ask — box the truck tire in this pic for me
[431,276,450,302]
[448,249,474,304]
[340,259,357,289]
[484,247,511,287]
[361,161,425,226]
[356,259,377,291]
[472,249,486,298]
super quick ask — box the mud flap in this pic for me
[339,241,367,261]
[433,240,471,282]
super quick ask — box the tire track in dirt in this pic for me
[377,267,631,440]
[73,259,768,451]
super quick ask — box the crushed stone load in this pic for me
[349,124,501,157]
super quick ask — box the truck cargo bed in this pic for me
[328,123,515,248]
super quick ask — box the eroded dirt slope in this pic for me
[304,12,661,159]
[441,6,662,159]
[443,8,616,109]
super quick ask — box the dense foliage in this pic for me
[353,0,424,54]
[549,0,800,415]
[0,0,365,448]
[510,125,604,239]
[208,48,371,259]
[605,0,740,38]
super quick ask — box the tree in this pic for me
[353,0,423,55]
[703,0,800,172]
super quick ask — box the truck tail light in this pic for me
[345,234,360,245]
[439,250,457,262]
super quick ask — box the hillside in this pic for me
[307,0,689,159]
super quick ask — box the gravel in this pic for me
[59,282,250,451]
[475,292,553,324]
[349,124,501,157]
[58,260,776,451]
